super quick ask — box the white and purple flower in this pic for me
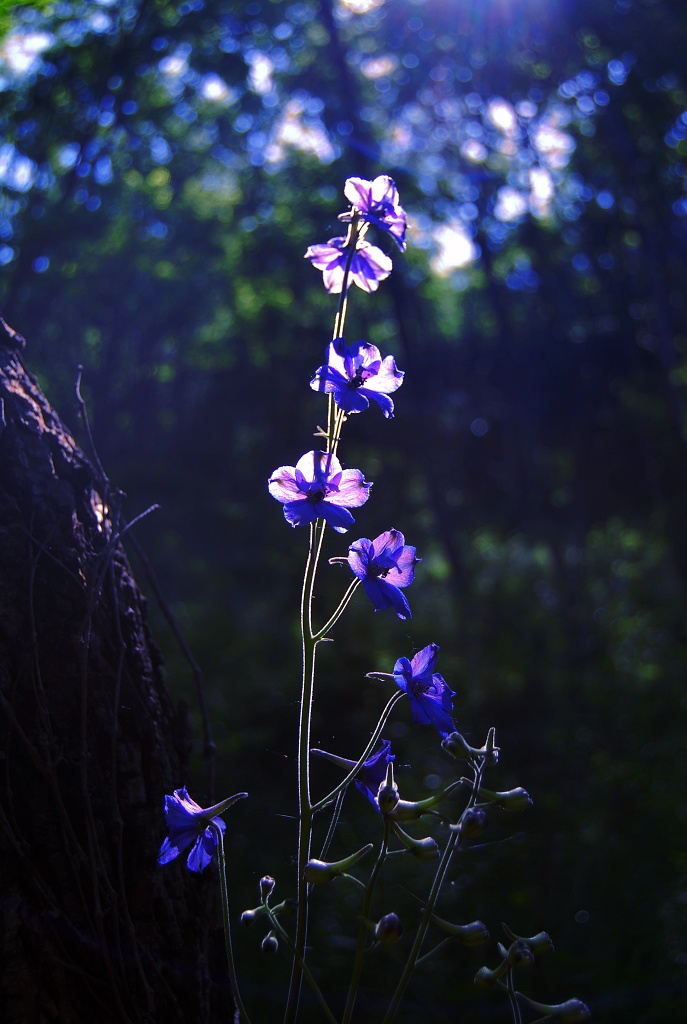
[310,338,404,418]
[343,174,407,252]
[347,529,419,620]
[269,450,372,533]
[305,236,392,294]
[393,643,455,736]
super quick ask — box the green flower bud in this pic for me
[431,913,489,946]
[474,962,509,988]
[385,780,464,823]
[261,930,279,954]
[241,905,269,926]
[442,728,499,766]
[519,996,591,1022]
[374,913,403,944]
[506,939,535,969]
[458,807,489,839]
[477,785,532,812]
[260,875,276,901]
[377,760,399,813]
[391,822,440,861]
[502,922,554,956]
[303,843,373,883]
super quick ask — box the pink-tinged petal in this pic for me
[370,355,404,394]
[410,643,440,678]
[323,265,345,293]
[386,546,419,588]
[268,465,301,503]
[371,529,406,565]
[348,537,373,579]
[328,468,372,508]
[319,502,355,533]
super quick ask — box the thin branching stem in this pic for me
[381,761,486,1024]
[342,822,390,1024]
[210,823,252,1024]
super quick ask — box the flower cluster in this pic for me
[305,174,407,294]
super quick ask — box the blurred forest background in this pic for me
[1,0,686,1020]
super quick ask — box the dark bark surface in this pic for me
[0,316,220,1023]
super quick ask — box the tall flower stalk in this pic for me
[157,174,589,1024]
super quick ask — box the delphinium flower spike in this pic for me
[268,450,372,533]
[310,338,404,418]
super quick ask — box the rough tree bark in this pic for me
[0,316,223,1023]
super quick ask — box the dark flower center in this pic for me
[307,487,326,504]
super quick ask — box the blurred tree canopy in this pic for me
[1,0,687,1020]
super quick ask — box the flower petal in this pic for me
[319,502,355,533]
[283,499,318,528]
[410,643,440,678]
[328,468,372,508]
[268,466,300,503]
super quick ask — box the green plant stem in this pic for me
[381,764,485,1024]
[310,690,406,813]
[268,910,339,1024]
[341,823,390,1024]
[210,823,252,1024]
[283,519,327,1024]
[313,577,360,640]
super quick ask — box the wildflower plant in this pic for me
[158,176,590,1024]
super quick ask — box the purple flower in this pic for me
[312,740,395,810]
[343,175,407,252]
[310,338,404,418]
[269,450,372,533]
[348,529,420,620]
[305,236,392,294]
[158,787,226,873]
[393,644,455,736]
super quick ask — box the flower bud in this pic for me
[304,844,373,884]
[478,785,532,812]
[474,962,508,988]
[457,807,489,839]
[506,940,535,969]
[374,913,403,944]
[442,732,473,760]
[502,922,554,956]
[442,728,500,766]
[520,996,591,1022]
[261,930,279,954]
[241,905,268,926]
[391,822,440,861]
[259,875,276,901]
[431,913,489,946]
[377,782,399,814]
[385,781,463,823]
[377,761,399,813]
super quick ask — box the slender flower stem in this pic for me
[209,823,252,1024]
[267,911,339,1024]
[342,823,390,1024]
[310,690,406,813]
[381,763,486,1024]
[284,519,326,1024]
[313,577,360,641]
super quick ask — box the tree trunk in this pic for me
[0,316,221,1023]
